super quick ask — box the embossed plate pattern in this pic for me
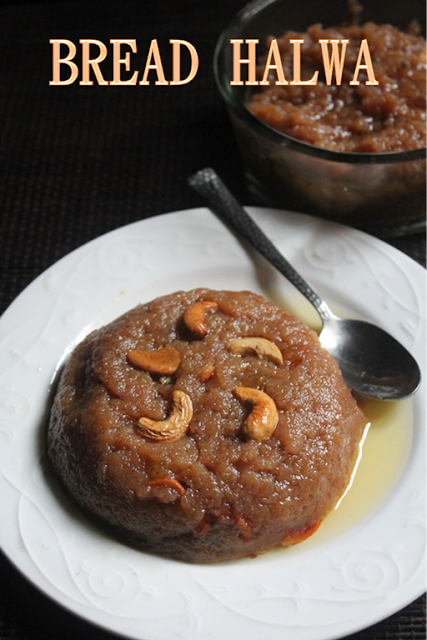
[0,207,425,640]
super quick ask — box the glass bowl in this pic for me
[214,0,426,236]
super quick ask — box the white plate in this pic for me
[0,207,425,640]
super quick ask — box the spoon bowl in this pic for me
[319,316,421,399]
[188,168,422,400]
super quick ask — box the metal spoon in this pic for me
[188,167,421,400]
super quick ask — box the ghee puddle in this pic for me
[272,293,414,548]
[315,397,412,544]
[267,397,413,559]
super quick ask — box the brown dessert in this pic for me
[47,289,366,563]
[248,23,426,152]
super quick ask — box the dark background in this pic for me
[0,1,425,639]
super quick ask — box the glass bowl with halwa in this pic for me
[214,0,426,235]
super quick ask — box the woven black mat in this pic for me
[0,2,425,639]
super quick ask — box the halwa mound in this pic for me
[47,289,366,563]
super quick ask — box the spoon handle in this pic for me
[188,167,333,322]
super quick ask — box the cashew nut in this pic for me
[199,362,214,382]
[137,390,193,441]
[183,300,218,338]
[227,337,283,365]
[233,386,278,441]
[127,347,181,375]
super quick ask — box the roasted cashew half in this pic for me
[127,347,181,375]
[183,300,218,338]
[227,337,283,365]
[233,386,278,441]
[137,390,193,441]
